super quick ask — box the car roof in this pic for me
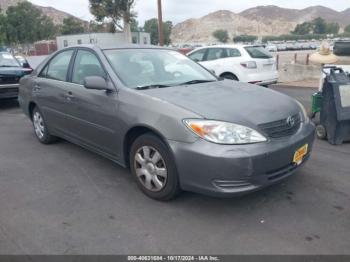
[198,44,254,49]
[61,44,173,51]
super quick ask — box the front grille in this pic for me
[0,76,20,85]
[258,114,301,138]
[0,87,18,94]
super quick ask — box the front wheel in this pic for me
[130,133,181,201]
[316,124,327,140]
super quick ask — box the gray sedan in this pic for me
[19,45,315,200]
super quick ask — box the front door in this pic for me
[61,49,120,157]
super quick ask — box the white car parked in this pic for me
[187,45,279,86]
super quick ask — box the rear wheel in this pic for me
[32,107,57,144]
[316,125,327,140]
[130,133,181,201]
[221,73,238,81]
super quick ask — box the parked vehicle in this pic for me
[15,55,32,69]
[187,45,279,86]
[0,52,32,99]
[277,44,287,51]
[266,44,278,52]
[19,45,315,200]
[334,41,350,56]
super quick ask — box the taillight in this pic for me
[240,61,257,69]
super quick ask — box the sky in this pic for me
[28,0,350,25]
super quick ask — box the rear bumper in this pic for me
[168,121,315,197]
[244,71,279,86]
[0,84,19,99]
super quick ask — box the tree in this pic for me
[292,22,313,35]
[325,22,340,34]
[144,18,172,45]
[89,0,136,42]
[60,17,85,35]
[212,29,229,43]
[313,17,327,34]
[130,18,140,32]
[4,2,57,47]
[0,10,7,44]
[292,18,340,35]
[345,25,350,33]
[233,35,257,43]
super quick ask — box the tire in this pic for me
[221,73,238,81]
[316,125,327,140]
[129,133,181,201]
[32,107,57,144]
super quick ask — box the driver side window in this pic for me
[72,50,106,85]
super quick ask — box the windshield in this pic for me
[245,46,273,59]
[103,49,217,89]
[0,53,21,67]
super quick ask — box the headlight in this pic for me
[183,119,267,145]
[295,100,309,122]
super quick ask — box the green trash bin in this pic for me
[311,92,323,115]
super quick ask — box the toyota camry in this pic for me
[19,45,315,200]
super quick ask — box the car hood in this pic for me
[143,80,301,127]
[0,67,31,77]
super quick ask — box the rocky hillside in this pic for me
[0,0,85,25]
[171,5,350,43]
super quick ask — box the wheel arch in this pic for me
[220,72,239,80]
[28,101,37,120]
[123,125,171,168]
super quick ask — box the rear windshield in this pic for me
[245,46,273,59]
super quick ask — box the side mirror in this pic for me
[84,76,113,91]
[22,62,31,69]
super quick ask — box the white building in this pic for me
[56,32,151,49]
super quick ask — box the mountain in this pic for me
[0,0,86,25]
[171,5,350,43]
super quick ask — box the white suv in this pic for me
[187,45,279,86]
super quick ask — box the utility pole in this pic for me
[157,0,164,46]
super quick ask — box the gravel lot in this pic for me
[0,85,349,255]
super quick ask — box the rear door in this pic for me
[62,49,120,157]
[34,49,75,134]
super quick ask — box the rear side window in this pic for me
[188,49,207,62]
[206,48,227,61]
[40,50,74,81]
[226,48,241,57]
[244,46,272,59]
[72,50,106,85]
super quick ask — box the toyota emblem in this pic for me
[286,116,295,127]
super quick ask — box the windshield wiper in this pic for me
[178,80,216,86]
[0,65,18,67]
[135,84,171,90]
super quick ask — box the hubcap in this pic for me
[33,112,45,139]
[134,146,167,192]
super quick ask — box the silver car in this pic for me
[19,45,315,200]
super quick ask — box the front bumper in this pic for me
[169,122,315,197]
[0,84,19,99]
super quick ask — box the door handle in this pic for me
[64,91,74,101]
